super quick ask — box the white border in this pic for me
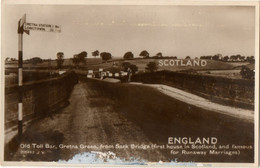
[0,0,259,167]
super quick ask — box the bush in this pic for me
[240,66,254,79]
[145,61,157,72]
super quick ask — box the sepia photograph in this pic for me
[1,1,259,167]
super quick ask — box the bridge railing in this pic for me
[4,71,78,131]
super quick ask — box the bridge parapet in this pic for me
[4,71,78,131]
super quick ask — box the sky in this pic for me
[2,5,255,59]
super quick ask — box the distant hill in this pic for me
[85,58,250,72]
[5,57,251,72]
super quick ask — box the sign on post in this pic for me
[17,14,61,140]
[24,23,61,33]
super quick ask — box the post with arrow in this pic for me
[17,14,29,140]
[16,14,61,141]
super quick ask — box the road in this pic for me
[9,79,254,163]
[130,82,254,123]
[11,81,166,162]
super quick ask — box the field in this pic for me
[6,57,251,71]
[5,58,253,83]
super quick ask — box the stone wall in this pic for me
[132,70,254,109]
[5,71,78,130]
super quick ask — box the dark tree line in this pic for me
[123,51,179,59]
[200,54,254,62]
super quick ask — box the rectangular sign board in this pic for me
[24,22,61,33]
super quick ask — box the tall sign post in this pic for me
[17,14,29,140]
[17,14,61,140]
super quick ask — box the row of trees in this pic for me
[120,61,158,74]
[5,57,18,62]
[5,50,112,68]
[124,51,162,60]
[59,51,113,68]
[6,51,255,64]
[123,51,255,62]
[73,51,112,62]
[200,54,255,63]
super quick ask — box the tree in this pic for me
[156,52,162,57]
[129,64,138,74]
[56,52,64,69]
[212,54,222,61]
[121,62,131,71]
[72,51,87,68]
[30,57,43,65]
[212,55,219,60]
[72,55,80,68]
[77,51,88,64]
[200,56,212,60]
[123,52,134,60]
[139,50,149,58]
[185,56,191,59]
[145,61,157,72]
[230,55,238,60]
[92,50,99,58]
[247,56,255,63]
[223,56,229,61]
[121,62,138,74]
[10,58,17,61]
[100,52,112,62]
[240,66,254,79]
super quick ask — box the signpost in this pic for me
[24,23,61,33]
[17,14,61,140]
[17,14,27,140]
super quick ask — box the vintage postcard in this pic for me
[1,0,259,167]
